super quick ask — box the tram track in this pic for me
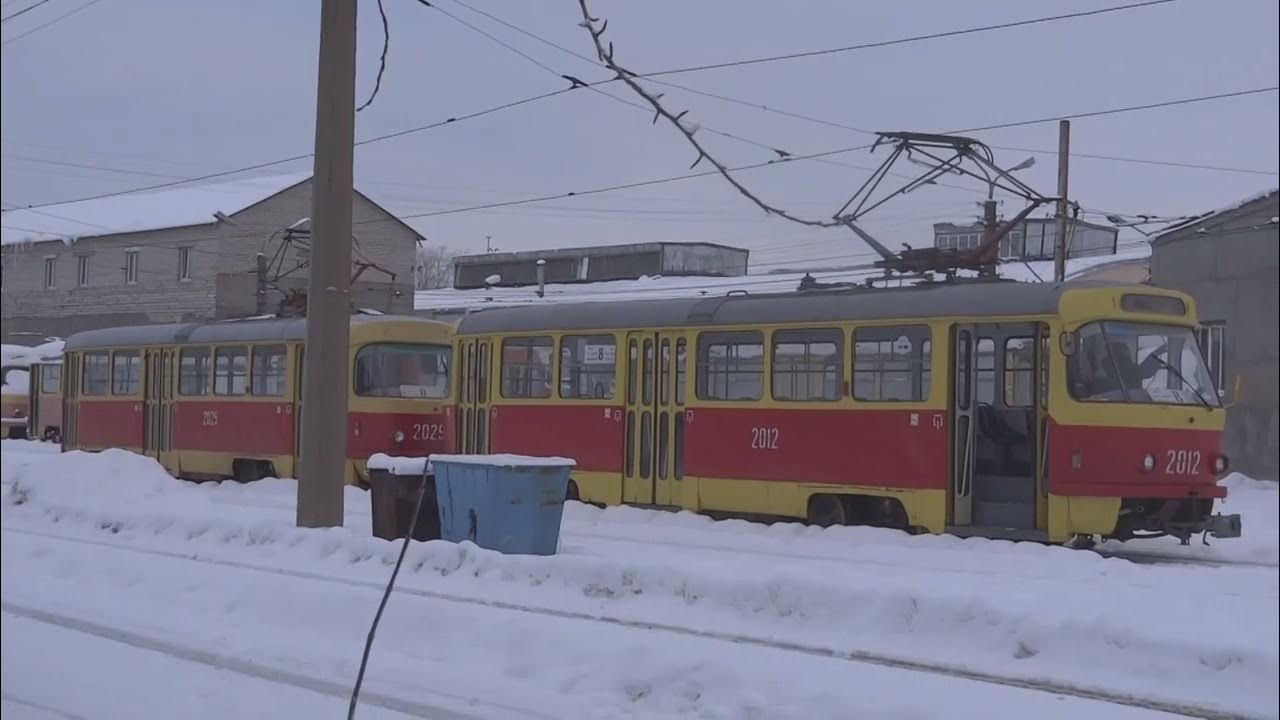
[1,524,1256,720]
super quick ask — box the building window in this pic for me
[179,348,211,395]
[852,325,931,401]
[772,329,842,401]
[75,254,91,288]
[501,336,553,398]
[125,250,140,284]
[1197,322,1228,398]
[251,345,288,396]
[82,351,110,395]
[178,246,192,281]
[111,350,141,395]
[559,334,616,400]
[44,256,57,289]
[696,331,764,400]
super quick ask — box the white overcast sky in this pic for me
[2,0,1277,269]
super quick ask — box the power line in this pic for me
[1,0,104,47]
[637,0,1180,79]
[983,144,1278,176]
[1,0,55,23]
[0,87,578,212]
[2,152,182,178]
[955,87,1280,133]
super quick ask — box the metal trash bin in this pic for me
[367,463,440,542]
[431,454,576,556]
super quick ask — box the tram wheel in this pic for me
[807,494,848,528]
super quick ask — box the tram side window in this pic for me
[975,338,996,404]
[559,335,616,399]
[696,331,764,401]
[852,326,931,401]
[354,343,451,398]
[179,348,211,396]
[214,346,248,396]
[501,336,553,399]
[111,350,141,395]
[41,364,61,394]
[772,329,842,401]
[82,351,110,395]
[251,345,287,396]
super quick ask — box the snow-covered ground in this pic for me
[2,441,1276,719]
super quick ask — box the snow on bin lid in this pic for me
[367,454,428,475]
[429,453,576,467]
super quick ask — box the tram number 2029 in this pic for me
[750,427,779,450]
[412,423,446,441]
[1164,450,1201,475]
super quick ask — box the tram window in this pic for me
[111,350,141,395]
[251,345,287,396]
[659,340,671,406]
[213,346,248,396]
[1004,337,1035,407]
[477,343,489,403]
[975,338,996,404]
[627,340,638,405]
[178,348,211,396]
[673,412,685,479]
[559,335,616,400]
[921,340,932,399]
[675,339,687,406]
[355,343,451,398]
[642,340,655,404]
[501,336,553,399]
[696,331,764,401]
[82,351,109,396]
[639,410,653,479]
[41,364,61,394]
[852,326,931,401]
[772,329,841,401]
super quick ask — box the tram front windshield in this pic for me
[354,343,450,398]
[1068,321,1217,407]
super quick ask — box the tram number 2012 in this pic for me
[412,423,446,441]
[750,427,780,450]
[1164,450,1201,475]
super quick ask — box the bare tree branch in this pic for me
[574,0,839,229]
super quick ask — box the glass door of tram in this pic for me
[622,331,682,506]
[457,338,493,454]
[951,322,1048,534]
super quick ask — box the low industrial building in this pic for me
[451,242,749,289]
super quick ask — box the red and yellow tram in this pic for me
[453,281,1241,543]
[61,315,453,484]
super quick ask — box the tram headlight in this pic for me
[1214,455,1229,474]
[1142,453,1156,473]
[393,430,406,443]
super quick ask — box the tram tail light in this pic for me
[1214,454,1229,475]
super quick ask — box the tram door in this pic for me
[951,322,1046,532]
[457,338,493,454]
[622,331,682,506]
[142,349,175,466]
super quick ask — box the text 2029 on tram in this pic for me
[452,280,1241,544]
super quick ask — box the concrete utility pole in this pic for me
[1053,120,1071,282]
[297,0,356,528]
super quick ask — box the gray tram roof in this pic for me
[454,280,1138,335]
[64,314,438,351]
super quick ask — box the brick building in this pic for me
[1,174,422,344]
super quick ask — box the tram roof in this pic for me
[64,314,440,351]
[455,280,1139,335]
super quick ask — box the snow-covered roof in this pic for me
[414,243,1152,312]
[1154,187,1279,241]
[1,173,310,247]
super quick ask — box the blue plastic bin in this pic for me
[431,454,576,556]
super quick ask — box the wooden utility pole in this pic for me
[1053,120,1071,282]
[297,0,356,528]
